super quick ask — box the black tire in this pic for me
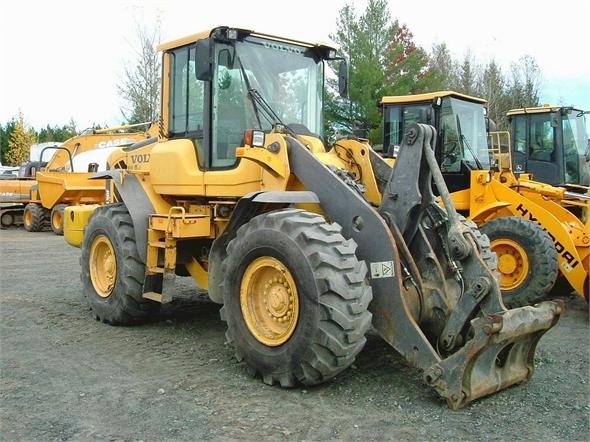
[50,203,68,235]
[23,203,46,232]
[81,203,160,324]
[460,216,498,274]
[1,211,15,228]
[480,216,558,308]
[220,208,373,387]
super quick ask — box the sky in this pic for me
[1,0,589,131]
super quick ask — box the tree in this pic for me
[478,59,506,128]
[427,43,458,91]
[5,112,36,166]
[37,119,78,143]
[506,55,541,108]
[117,21,162,124]
[327,0,435,144]
[0,120,16,165]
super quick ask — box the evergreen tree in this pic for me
[37,119,78,143]
[5,112,36,166]
[0,120,16,165]
[328,0,434,144]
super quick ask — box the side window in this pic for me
[529,114,555,162]
[440,109,461,173]
[383,104,427,157]
[403,105,428,128]
[513,118,527,153]
[384,106,401,153]
[211,48,252,168]
[169,45,206,164]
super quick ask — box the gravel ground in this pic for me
[0,228,588,441]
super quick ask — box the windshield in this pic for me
[211,36,324,167]
[563,111,588,156]
[439,97,490,171]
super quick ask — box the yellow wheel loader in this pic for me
[23,122,156,235]
[63,27,561,410]
[380,91,589,306]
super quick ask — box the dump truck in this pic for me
[23,122,156,234]
[380,91,589,306]
[63,26,562,410]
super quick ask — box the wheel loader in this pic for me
[63,26,562,410]
[380,91,589,306]
[22,122,156,234]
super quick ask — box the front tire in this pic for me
[220,208,373,387]
[81,203,160,324]
[480,216,558,308]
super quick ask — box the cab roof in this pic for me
[157,25,337,53]
[380,91,487,105]
[506,104,584,116]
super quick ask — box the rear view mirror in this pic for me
[338,60,348,99]
[195,39,213,81]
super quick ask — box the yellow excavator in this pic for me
[63,27,561,410]
[380,91,589,306]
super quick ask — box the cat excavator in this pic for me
[63,26,561,410]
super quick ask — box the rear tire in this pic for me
[23,203,46,232]
[220,208,372,387]
[81,203,160,324]
[480,216,558,308]
[50,203,68,235]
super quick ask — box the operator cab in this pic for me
[381,91,491,194]
[508,105,590,187]
[158,26,347,172]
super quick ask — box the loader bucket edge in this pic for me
[424,299,563,410]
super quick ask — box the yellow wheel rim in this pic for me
[24,209,33,227]
[89,234,117,298]
[52,210,63,231]
[491,238,529,291]
[240,257,299,346]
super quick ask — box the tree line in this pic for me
[1,0,542,166]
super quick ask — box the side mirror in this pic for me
[338,60,348,99]
[195,39,213,81]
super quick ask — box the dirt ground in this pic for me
[0,227,588,442]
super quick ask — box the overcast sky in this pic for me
[1,0,589,131]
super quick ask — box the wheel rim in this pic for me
[491,238,529,291]
[52,210,63,231]
[24,209,32,228]
[240,256,299,346]
[89,234,117,298]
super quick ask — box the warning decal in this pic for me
[370,261,394,279]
